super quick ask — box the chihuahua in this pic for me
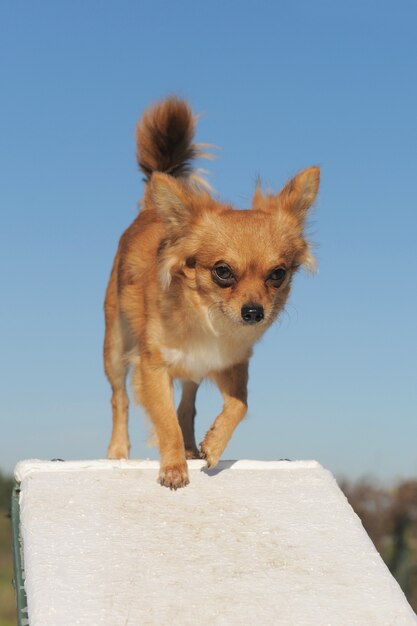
[104,96,319,489]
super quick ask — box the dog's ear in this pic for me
[150,173,194,228]
[268,167,319,273]
[151,173,201,288]
[276,166,320,224]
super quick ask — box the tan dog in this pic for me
[104,97,320,489]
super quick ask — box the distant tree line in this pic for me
[0,472,14,513]
[340,478,417,612]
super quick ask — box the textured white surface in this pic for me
[16,459,416,626]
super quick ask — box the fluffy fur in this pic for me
[104,96,320,489]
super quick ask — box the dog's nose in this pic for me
[241,304,264,324]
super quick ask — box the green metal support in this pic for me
[11,482,29,626]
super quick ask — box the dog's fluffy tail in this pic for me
[136,96,212,188]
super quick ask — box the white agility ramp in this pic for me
[14,459,416,626]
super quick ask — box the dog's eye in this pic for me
[212,264,235,287]
[267,267,287,287]
[215,266,233,279]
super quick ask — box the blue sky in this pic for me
[1,1,416,481]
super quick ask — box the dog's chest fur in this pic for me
[160,326,255,382]
[161,341,228,382]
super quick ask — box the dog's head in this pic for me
[151,167,319,330]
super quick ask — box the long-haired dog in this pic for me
[104,97,320,488]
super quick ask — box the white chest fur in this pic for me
[161,341,229,382]
[160,331,252,382]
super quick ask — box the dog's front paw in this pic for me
[200,436,222,469]
[158,462,189,490]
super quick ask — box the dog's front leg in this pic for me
[200,361,248,468]
[134,356,189,489]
